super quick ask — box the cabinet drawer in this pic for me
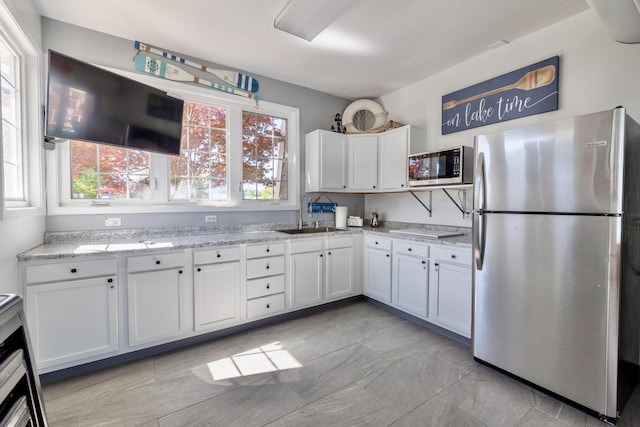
[431,246,472,266]
[247,243,285,259]
[246,293,285,319]
[394,240,429,258]
[326,236,353,250]
[128,251,185,273]
[289,238,322,254]
[247,275,285,299]
[193,246,241,265]
[246,256,285,279]
[25,258,116,284]
[365,236,392,251]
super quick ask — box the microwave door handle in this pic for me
[473,152,486,270]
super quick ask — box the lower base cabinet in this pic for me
[363,237,392,303]
[392,240,429,319]
[325,237,356,301]
[127,251,188,347]
[25,276,118,370]
[193,246,241,331]
[428,246,472,337]
[289,239,324,309]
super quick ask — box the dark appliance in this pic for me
[45,50,184,156]
[0,294,47,426]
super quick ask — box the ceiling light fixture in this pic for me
[274,0,359,41]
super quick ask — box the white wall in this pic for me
[0,0,46,294]
[368,10,640,227]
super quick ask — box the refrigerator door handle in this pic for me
[474,152,486,270]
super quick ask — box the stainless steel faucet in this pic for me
[299,194,310,229]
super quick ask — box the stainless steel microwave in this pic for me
[408,146,474,187]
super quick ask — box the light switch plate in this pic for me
[105,217,121,227]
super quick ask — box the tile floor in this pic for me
[42,301,640,426]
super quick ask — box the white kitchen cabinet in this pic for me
[305,125,424,194]
[348,134,378,191]
[305,130,347,192]
[428,246,472,338]
[378,126,410,191]
[363,237,392,303]
[246,242,286,319]
[24,258,118,370]
[289,238,324,309]
[392,240,429,319]
[325,236,356,301]
[289,236,357,309]
[193,246,241,331]
[127,251,189,347]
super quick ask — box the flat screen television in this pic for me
[45,50,184,156]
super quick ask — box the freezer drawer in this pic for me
[473,213,620,417]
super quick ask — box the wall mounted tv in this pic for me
[45,50,184,156]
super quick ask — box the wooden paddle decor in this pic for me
[443,65,555,110]
[441,56,559,135]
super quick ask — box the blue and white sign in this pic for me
[442,56,559,135]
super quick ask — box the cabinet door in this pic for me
[378,127,409,191]
[194,261,240,331]
[127,268,187,346]
[319,133,347,190]
[393,253,428,318]
[429,261,472,337]
[364,247,392,303]
[25,276,118,369]
[290,251,323,308]
[348,134,378,191]
[326,245,355,300]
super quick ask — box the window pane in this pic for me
[242,111,288,200]
[1,37,23,201]
[70,140,150,200]
[170,101,228,201]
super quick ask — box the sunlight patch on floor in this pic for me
[207,341,302,381]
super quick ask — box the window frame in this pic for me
[0,4,43,219]
[47,65,300,214]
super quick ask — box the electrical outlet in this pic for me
[205,215,217,223]
[105,217,121,227]
[463,212,472,221]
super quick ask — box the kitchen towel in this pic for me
[335,206,348,228]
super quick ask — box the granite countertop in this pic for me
[17,223,472,262]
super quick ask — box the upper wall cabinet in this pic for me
[305,125,425,193]
[305,130,348,192]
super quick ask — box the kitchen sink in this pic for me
[278,227,338,234]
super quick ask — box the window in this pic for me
[71,141,151,199]
[170,103,227,200]
[1,36,23,201]
[242,111,287,200]
[50,67,300,213]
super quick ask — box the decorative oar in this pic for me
[134,53,259,106]
[134,41,259,93]
[443,65,556,110]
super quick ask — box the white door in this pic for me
[393,253,428,318]
[319,133,347,190]
[348,134,378,191]
[364,247,392,303]
[127,268,187,346]
[325,246,354,300]
[429,261,471,337]
[378,127,409,191]
[26,276,118,369]
[194,261,240,330]
[290,251,323,308]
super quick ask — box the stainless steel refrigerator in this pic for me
[473,107,640,423]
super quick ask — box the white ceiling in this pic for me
[32,0,590,100]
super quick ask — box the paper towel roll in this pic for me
[335,206,348,229]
